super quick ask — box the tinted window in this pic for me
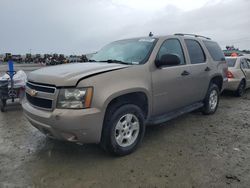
[226,58,237,67]
[203,41,225,61]
[185,39,206,64]
[157,39,185,65]
[241,59,249,69]
[246,59,250,68]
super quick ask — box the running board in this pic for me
[147,102,204,125]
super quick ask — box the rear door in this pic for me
[242,58,250,87]
[183,39,210,102]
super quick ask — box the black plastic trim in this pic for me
[147,102,204,125]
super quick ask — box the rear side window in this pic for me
[203,41,225,61]
[241,59,250,69]
[185,39,206,64]
[246,59,250,68]
[226,58,237,67]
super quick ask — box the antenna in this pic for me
[149,32,153,37]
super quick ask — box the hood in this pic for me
[28,63,129,86]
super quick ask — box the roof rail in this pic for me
[174,33,211,40]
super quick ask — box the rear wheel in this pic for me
[235,80,245,97]
[202,84,219,115]
[101,104,145,156]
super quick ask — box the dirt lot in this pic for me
[0,87,250,187]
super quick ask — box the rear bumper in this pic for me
[22,99,104,144]
[224,78,241,91]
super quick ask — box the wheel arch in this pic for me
[210,75,223,92]
[103,90,150,121]
[241,78,246,85]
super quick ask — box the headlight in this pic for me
[57,87,93,109]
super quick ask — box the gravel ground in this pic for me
[0,88,250,187]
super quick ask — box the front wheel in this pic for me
[101,104,145,156]
[202,84,220,115]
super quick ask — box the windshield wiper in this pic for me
[88,59,97,62]
[99,59,130,65]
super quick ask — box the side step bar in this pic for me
[147,102,204,125]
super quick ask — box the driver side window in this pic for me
[157,39,186,65]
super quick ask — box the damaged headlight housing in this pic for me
[57,87,93,109]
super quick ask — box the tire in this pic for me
[202,84,220,115]
[101,104,146,156]
[0,99,6,112]
[235,80,245,97]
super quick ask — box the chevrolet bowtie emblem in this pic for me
[29,89,38,97]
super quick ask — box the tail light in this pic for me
[227,70,234,78]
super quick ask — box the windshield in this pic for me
[90,38,157,64]
[226,58,237,67]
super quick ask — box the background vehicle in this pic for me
[12,55,23,63]
[25,54,33,63]
[22,34,227,156]
[0,63,26,112]
[225,56,250,96]
[68,55,82,63]
[0,54,4,62]
[4,53,12,62]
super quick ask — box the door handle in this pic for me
[205,67,211,72]
[181,70,190,76]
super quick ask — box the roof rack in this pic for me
[174,33,211,40]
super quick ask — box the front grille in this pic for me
[25,81,56,110]
[26,82,55,94]
[26,93,53,109]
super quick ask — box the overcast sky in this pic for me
[0,0,249,55]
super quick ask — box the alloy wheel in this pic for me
[114,114,140,147]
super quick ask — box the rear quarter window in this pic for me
[203,41,225,61]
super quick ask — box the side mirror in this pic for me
[155,54,181,68]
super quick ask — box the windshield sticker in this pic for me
[132,62,140,65]
[139,38,155,42]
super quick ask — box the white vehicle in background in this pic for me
[225,56,250,96]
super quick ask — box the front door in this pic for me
[152,38,194,117]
